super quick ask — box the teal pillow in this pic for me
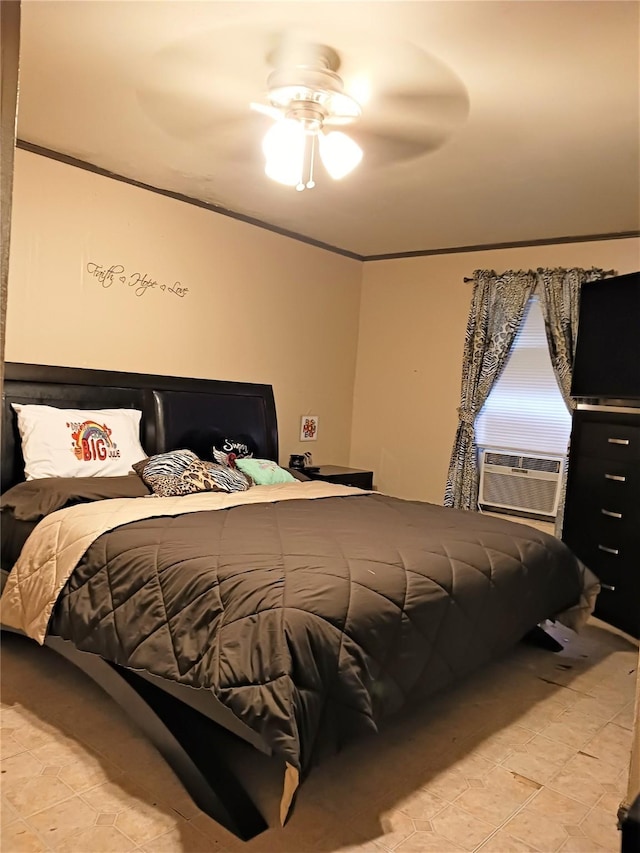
[235,458,298,485]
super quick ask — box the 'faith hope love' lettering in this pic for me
[86,262,189,299]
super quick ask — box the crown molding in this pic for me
[16,140,639,263]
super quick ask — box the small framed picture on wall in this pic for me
[300,415,319,441]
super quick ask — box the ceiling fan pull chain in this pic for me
[306,134,316,190]
[296,133,317,191]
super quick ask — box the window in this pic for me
[474,296,572,457]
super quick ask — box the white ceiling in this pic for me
[16,0,640,258]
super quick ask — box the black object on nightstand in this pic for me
[303,465,373,490]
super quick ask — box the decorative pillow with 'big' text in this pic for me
[11,404,147,480]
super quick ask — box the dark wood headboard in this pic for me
[2,363,279,490]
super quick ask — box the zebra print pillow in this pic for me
[133,450,251,496]
[133,449,198,480]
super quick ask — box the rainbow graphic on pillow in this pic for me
[69,420,121,462]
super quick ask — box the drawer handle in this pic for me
[598,544,619,556]
[607,438,630,445]
[604,473,626,482]
[601,583,616,592]
[601,509,623,519]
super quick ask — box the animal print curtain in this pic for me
[537,266,613,534]
[444,269,536,510]
[445,266,614,518]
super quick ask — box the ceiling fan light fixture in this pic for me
[262,121,363,190]
[268,84,361,124]
[255,42,366,189]
[266,65,362,123]
[262,118,306,186]
[319,131,363,180]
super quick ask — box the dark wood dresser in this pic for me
[562,405,640,638]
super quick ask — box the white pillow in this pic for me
[12,404,147,480]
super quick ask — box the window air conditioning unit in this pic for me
[478,448,564,517]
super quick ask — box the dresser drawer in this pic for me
[564,509,638,554]
[563,473,639,537]
[563,518,636,576]
[566,455,640,509]
[576,540,636,576]
[578,421,640,461]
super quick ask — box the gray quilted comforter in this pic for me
[49,492,585,775]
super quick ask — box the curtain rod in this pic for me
[463,268,616,282]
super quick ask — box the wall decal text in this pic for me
[86,262,190,299]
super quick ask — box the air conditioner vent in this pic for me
[479,448,565,517]
[520,456,561,474]
[484,452,521,468]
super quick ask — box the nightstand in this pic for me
[302,465,373,490]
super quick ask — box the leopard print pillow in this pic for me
[180,460,234,492]
[143,471,200,497]
[143,458,250,497]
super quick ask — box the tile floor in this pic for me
[1,617,637,853]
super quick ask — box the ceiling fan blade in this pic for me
[347,125,449,168]
[136,25,275,139]
[134,18,472,171]
[137,85,224,140]
[371,87,470,128]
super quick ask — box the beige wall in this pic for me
[5,150,362,465]
[351,238,640,503]
[7,151,639,494]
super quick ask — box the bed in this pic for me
[0,362,597,840]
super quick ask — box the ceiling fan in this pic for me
[249,41,365,190]
[136,24,470,189]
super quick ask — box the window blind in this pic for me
[474,296,572,456]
